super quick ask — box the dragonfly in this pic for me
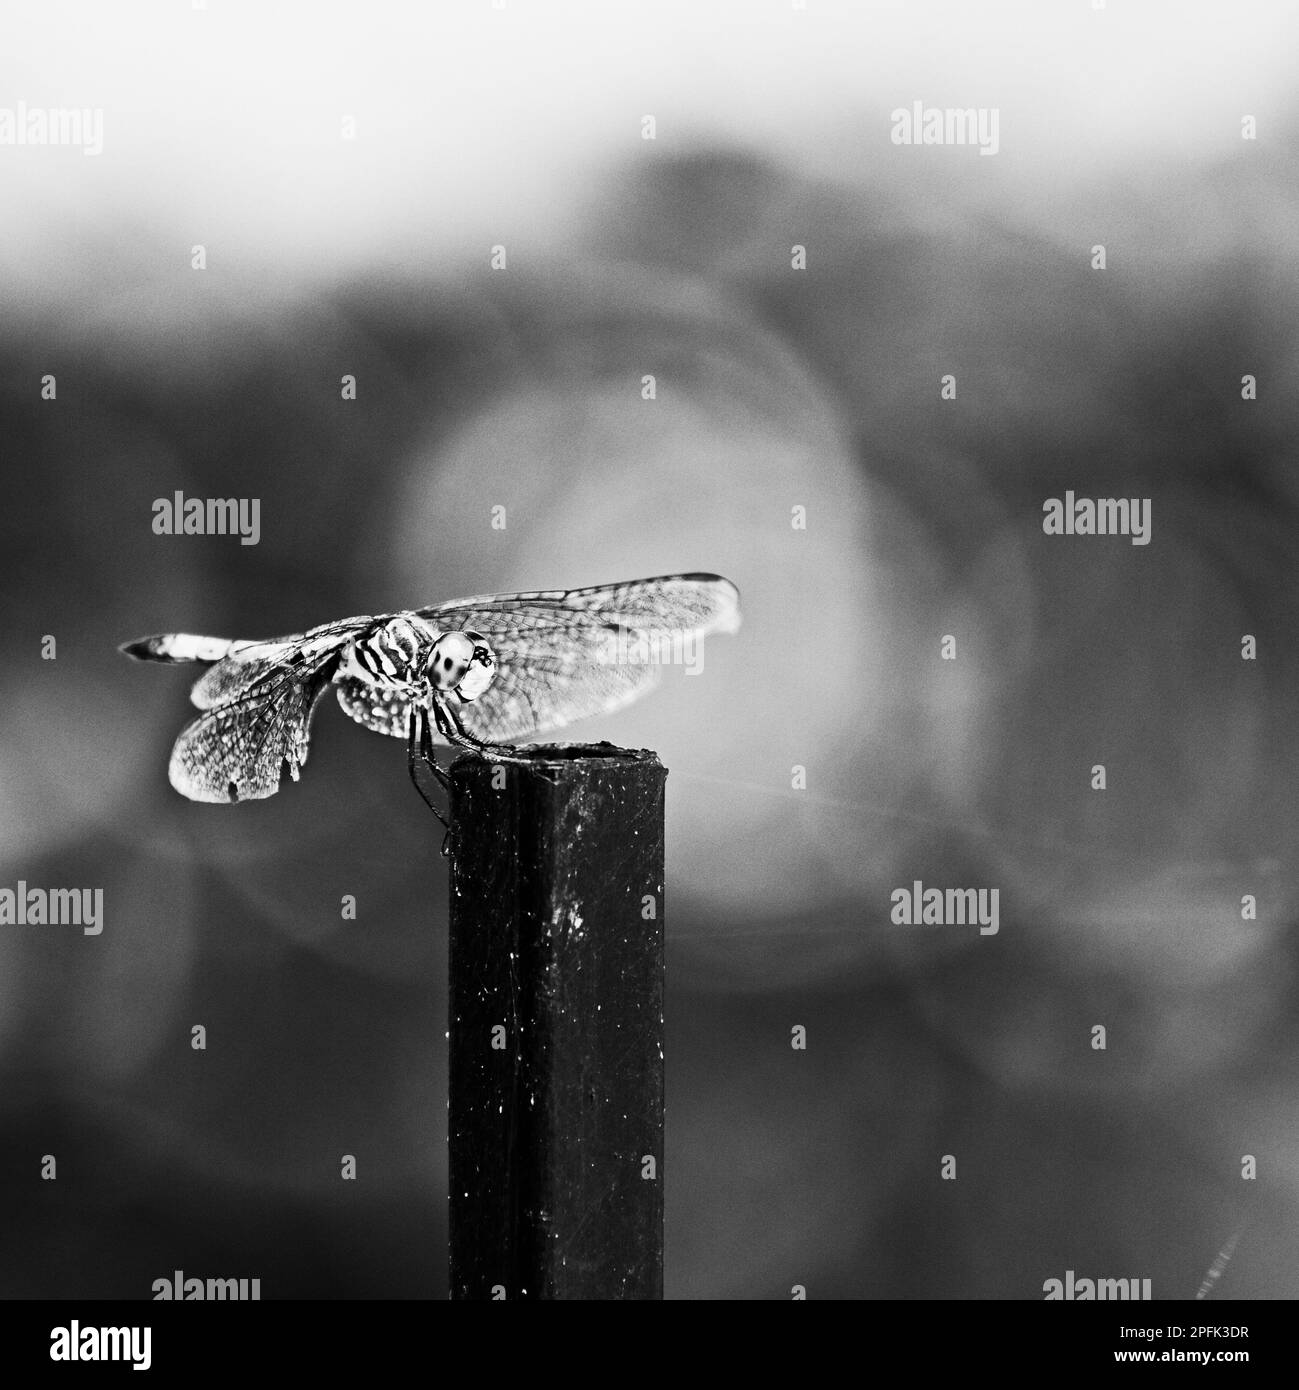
[120,573,740,831]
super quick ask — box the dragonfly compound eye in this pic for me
[429,631,496,699]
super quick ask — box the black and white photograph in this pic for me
[0,0,1295,1355]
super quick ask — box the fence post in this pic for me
[448,743,666,1300]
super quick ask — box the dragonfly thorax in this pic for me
[343,615,495,703]
[347,616,432,686]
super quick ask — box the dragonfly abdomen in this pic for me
[119,632,240,664]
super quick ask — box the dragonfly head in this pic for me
[428,630,496,701]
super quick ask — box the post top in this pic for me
[451,741,662,770]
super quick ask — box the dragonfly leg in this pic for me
[434,697,534,765]
[418,702,448,784]
[407,705,450,828]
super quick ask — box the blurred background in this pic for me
[2,0,1299,1298]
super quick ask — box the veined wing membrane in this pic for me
[420,573,738,744]
[189,618,372,709]
[422,573,740,640]
[447,641,662,744]
[170,651,345,801]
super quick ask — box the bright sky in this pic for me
[1,0,1295,289]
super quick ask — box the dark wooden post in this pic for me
[448,743,666,1300]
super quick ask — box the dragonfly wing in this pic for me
[169,660,341,802]
[334,658,659,745]
[190,641,301,709]
[456,650,662,744]
[422,573,740,640]
[419,574,739,743]
[188,617,373,710]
